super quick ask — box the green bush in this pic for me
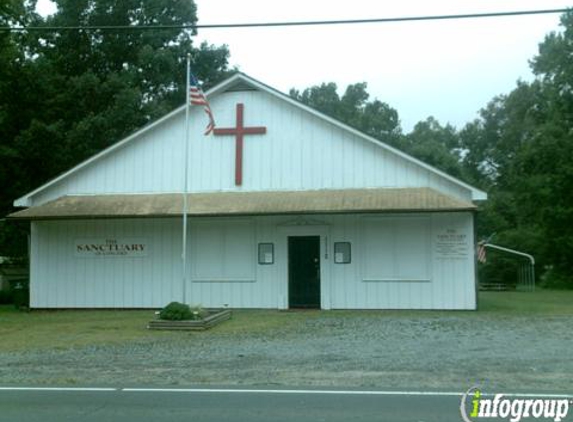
[159,302,193,321]
[158,302,208,321]
[10,280,30,309]
[0,289,13,304]
[540,267,573,290]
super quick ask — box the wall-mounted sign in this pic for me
[334,242,351,264]
[75,238,147,258]
[258,243,274,265]
[435,229,468,260]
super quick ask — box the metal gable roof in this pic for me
[13,72,486,208]
[8,188,476,220]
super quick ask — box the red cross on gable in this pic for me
[213,103,266,186]
[213,103,267,186]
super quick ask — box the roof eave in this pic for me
[7,208,477,221]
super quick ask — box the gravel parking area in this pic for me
[1,311,572,392]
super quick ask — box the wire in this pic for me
[0,8,568,32]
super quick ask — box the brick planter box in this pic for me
[147,309,232,331]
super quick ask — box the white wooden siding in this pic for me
[29,89,472,206]
[191,219,256,282]
[361,216,431,282]
[30,212,475,310]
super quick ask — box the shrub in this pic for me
[10,280,30,309]
[540,267,573,290]
[0,289,13,304]
[158,302,208,321]
[159,302,193,321]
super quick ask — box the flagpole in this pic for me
[182,53,191,304]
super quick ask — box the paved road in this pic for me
[0,387,571,422]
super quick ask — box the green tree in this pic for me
[462,11,573,287]
[403,117,464,178]
[0,1,41,257]
[290,81,402,146]
[26,0,230,160]
[460,82,544,187]
[0,0,231,257]
[518,12,573,286]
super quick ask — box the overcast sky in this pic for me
[37,0,570,132]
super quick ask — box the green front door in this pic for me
[288,236,321,308]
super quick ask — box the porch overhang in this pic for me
[7,188,476,220]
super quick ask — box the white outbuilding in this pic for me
[10,73,486,310]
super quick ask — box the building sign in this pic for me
[435,228,469,260]
[75,238,147,258]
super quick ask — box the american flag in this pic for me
[189,72,215,135]
[477,241,487,263]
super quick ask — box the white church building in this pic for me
[10,73,486,310]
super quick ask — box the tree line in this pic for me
[1,2,572,287]
[291,12,573,288]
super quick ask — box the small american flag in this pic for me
[189,72,215,135]
[477,241,487,263]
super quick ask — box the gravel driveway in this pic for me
[1,312,571,392]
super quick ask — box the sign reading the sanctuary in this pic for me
[75,238,147,258]
[435,229,468,260]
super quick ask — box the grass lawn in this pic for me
[478,289,573,314]
[0,307,164,352]
[0,289,571,353]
